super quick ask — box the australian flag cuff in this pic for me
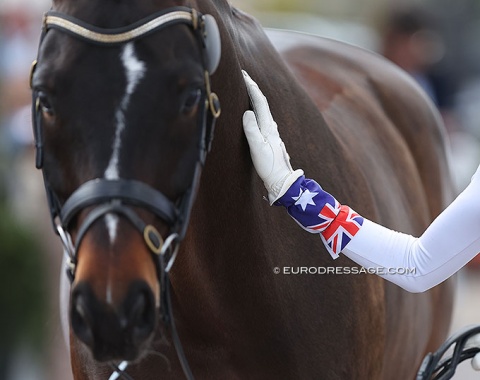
[276,176,364,259]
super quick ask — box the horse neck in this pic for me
[168,4,341,329]
[179,2,340,266]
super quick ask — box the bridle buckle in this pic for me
[160,233,180,273]
[144,225,164,255]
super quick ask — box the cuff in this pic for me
[275,176,364,260]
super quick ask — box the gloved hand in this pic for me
[472,334,480,370]
[473,353,480,371]
[242,70,304,204]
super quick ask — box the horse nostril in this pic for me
[123,283,156,344]
[129,293,147,325]
[71,287,95,348]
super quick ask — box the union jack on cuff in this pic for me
[275,176,364,259]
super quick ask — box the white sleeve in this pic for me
[343,165,480,293]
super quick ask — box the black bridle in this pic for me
[416,324,480,380]
[30,6,222,380]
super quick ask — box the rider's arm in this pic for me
[242,70,480,293]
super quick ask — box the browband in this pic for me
[43,7,199,45]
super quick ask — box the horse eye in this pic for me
[181,88,201,115]
[37,91,55,116]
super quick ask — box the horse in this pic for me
[30,0,455,379]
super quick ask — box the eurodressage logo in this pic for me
[273,266,417,275]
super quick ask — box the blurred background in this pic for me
[0,0,479,378]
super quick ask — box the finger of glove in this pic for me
[472,352,480,371]
[242,70,275,136]
[243,111,266,145]
[243,112,275,180]
[244,111,285,178]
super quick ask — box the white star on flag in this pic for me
[292,188,318,211]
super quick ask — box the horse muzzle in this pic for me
[71,280,156,362]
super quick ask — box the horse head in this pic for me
[30,0,225,363]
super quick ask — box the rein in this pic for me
[30,6,222,380]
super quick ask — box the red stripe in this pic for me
[321,206,360,240]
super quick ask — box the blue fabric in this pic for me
[275,176,340,233]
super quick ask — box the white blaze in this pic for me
[104,43,146,243]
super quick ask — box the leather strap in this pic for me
[61,179,179,228]
[44,7,197,46]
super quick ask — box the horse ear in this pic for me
[203,15,221,75]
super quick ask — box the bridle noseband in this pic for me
[30,6,222,380]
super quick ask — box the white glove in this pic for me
[242,70,303,204]
[472,334,480,370]
[473,353,480,371]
